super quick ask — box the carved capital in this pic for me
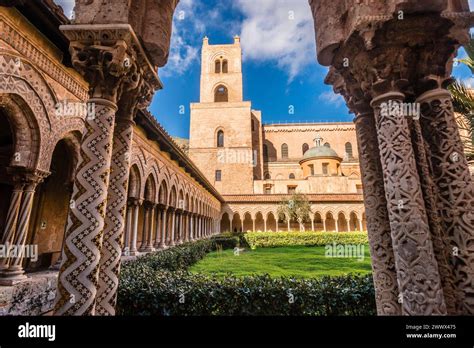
[60,24,162,103]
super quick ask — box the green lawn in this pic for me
[189,245,372,278]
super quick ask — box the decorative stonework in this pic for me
[0,14,88,101]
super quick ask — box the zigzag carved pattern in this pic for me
[55,103,116,315]
[96,120,134,316]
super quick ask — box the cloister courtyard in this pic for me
[0,0,473,320]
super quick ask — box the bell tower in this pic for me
[199,35,243,103]
[189,36,260,195]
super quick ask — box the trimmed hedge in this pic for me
[244,231,368,249]
[117,237,376,316]
[118,270,375,316]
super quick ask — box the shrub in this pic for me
[117,269,375,316]
[244,231,368,249]
[117,238,376,316]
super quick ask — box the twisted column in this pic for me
[371,91,446,315]
[0,182,24,274]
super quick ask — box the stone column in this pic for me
[287,219,290,232]
[335,220,339,233]
[122,201,133,256]
[55,33,133,316]
[169,209,176,247]
[358,219,363,233]
[352,99,401,315]
[189,214,194,241]
[130,200,140,256]
[252,219,255,232]
[179,211,184,243]
[139,203,151,251]
[371,90,446,315]
[159,208,168,249]
[96,113,135,315]
[264,219,267,232]
[323,220,326,232]
[0,172,44,285]
[154,207,162,249]
[0,181,24,274]
[417,80,474,314]
[311,219,314,232]
[184,213,189,242]
[144,203,156,252]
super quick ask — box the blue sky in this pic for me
[56,0,474,139]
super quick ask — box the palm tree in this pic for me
[449,38,474,160]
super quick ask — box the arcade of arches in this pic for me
[0,0,473,317]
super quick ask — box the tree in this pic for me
[277,193,312,232]
[449,38,474,160]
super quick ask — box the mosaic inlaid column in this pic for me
[371,90,446,315]
[417,82,474,314]
[352,100,401,315]
[96,116,134,316]
[55,32,134,315]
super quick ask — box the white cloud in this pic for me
[463,77,474,88]
[235,0,316,82]
[318,91,344,107]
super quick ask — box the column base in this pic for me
[0,268,28,286]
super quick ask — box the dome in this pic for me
[303,146,339,160]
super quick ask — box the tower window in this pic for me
[281,143,289,159]
[215,60,221,73]
[251,119,255,131]
[309,164,314,176]
[214,85,228,102]
[264,172,271,180]
[302,143,309,155]
[217,130,224,148]
[215,170,222,181]
[324,142,331,148]
[287,186,297,194]
[289,173,295,179]
[345,142,353,159]
[222,60,228,73]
